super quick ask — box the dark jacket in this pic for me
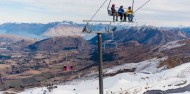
[118,8,124,14]
[111,7,117,13]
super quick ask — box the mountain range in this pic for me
[0,21,108,40]
[90,25,190,45]
[0,21,190,93]
[0,22,190,52]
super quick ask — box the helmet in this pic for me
[112,4,115,7]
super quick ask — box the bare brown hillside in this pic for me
[29,36,90,51]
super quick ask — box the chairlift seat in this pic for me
[108,10,122,16]
[108,10,113,16]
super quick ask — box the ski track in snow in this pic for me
[1,58,190,94]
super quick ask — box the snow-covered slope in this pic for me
[105,58,167,74]
[171,92,190,94]
[159,40,185,52]
[2,58,190,94]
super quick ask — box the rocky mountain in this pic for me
[8,39,36,51]
[0,34,36,48]
[28,36,90,51]
[88,26,190,71]
[90,26,188,45]
[169,27,190,37]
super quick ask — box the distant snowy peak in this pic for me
[60,21,78,25]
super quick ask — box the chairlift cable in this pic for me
[83,0,108,33]
[84,0,150,33]
[89,0,109,22]
[134,0,150,13]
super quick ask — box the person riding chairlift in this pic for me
[69,66,74,71]
[63,65,74,71]
[63,66,67,71]
[111,4,118,21]
[126,6,134,22]
[118,6,125,21]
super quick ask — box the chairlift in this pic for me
[63,65,74,72]
[103,26,118,50]
[82,0,150,49]
[103,40,118,50]
[82,24,92,33]
[82,0,151,32]
[107,0,151,23]
[107,0,135,22]
[83,20,117,34]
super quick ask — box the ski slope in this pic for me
[1,58,190,94]
[104,57,167,74]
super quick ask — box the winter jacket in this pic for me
[126,9,133,14]
[111,7,117,13]
[118,8,124,14]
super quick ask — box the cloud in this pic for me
[0,0,190,26]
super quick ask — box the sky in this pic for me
[0,0,190,26]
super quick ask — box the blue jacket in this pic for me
[118,8,124,14]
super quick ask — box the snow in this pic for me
[104,57,167,74]
[104,63,138,74]
[135,58,167,74]
[170,92,190,94]
[1,58,190,94]
[159,41,185,52]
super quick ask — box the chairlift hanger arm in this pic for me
[107,0,112,10]
[89,0,109,22]
[132,0,135,11]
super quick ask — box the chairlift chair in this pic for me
[103,40,118,50]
